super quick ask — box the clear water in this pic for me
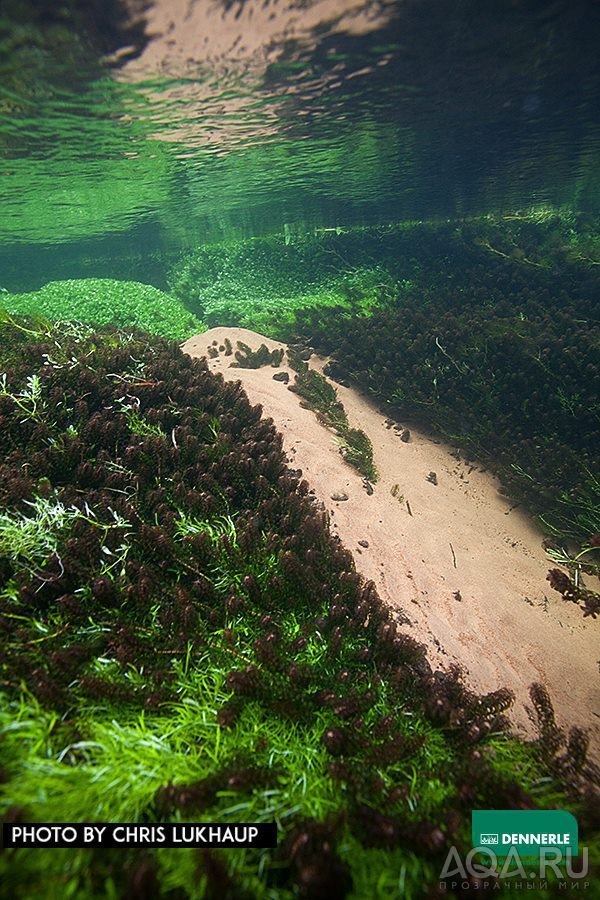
[1,7,599,894]
[1,0,599,286]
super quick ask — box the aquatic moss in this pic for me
[2,278,205,341]
[168,233,404,337]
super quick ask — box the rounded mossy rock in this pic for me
[168,233,405,337]
[3,278,205,341]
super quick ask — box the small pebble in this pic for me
[358,540,369,548]
[400,429,411,442]
[330,492,349,501]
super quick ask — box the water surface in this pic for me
[1,0,598,266]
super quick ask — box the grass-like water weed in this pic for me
[288,365,377,482]
[0,316,597,897]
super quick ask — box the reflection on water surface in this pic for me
[0,0,598,247]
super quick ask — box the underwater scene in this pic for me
[1,1,599,897]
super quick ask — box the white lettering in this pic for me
[84,826,106,842]
[112,826,165,842]
[502,833,570,845]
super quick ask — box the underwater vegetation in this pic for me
[168,213,600,340]
[2,279,205,341]
[168,233,404,334]
[231,341,285,369]
[205,337,377,483]
[166,214,599,552]
[1,315,598,897]
[287,351,377,484]
[289,219,600,558]
[545,541,600,620]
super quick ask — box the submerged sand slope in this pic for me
[183,327,599,754]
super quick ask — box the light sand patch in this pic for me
[183,327,599,756]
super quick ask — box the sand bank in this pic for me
[183,327,599,755]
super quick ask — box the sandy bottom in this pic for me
[183,327,599,757]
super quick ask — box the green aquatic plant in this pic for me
[545,543,600,585]
[545,539,600,620]
[2,278,205,340]
[231,341,285,369]
[293,219,600,546]
[0,372,45,422]
[0,309,54,339]
[0,497,79,569]
[115,396,167,439]
[340,427,377,483]
[537,468,600,546]
[0,499,133,598]
[167,231,407,338]
[288,365,377,481]
[288,367,340,417]
[0,316,597,898]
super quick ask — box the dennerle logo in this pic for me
[472,810,578,858]
[501,832,572,846]
[444,809,590,890]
